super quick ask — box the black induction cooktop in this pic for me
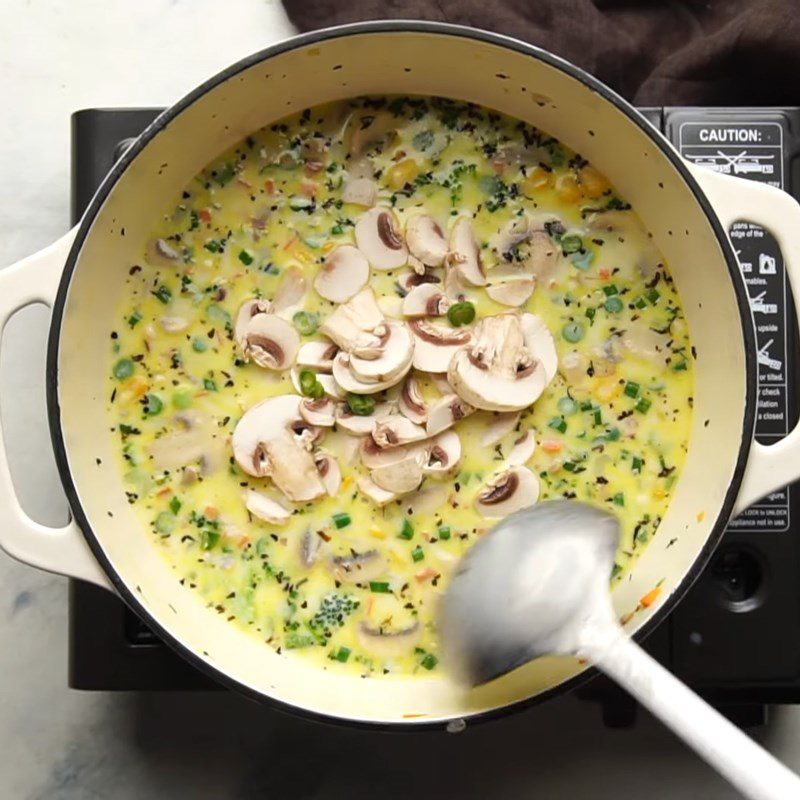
[68,106,800,725]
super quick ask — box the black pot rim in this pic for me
[45,20,757,732]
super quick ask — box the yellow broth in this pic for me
[106,96,694,676]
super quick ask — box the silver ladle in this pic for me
[439,500,800,800]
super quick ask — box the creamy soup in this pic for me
[107,96,693,677]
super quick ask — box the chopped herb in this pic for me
[169,496,182,515]
[127,312,142,328]
[412,129,435,150]
[560,234,583,254]
[624,381,640,398]
[332,512,351,529]
[200,530,221,550]
[420,653,438,671]
[585,307,597,322]
[673,360,688,372]
[632,456,643,473]
[346,392,375,416]
[602,284,619,297]
[438,525,451,540]
[292,311,319,336]
[207,303,232,326]
[153,285,172,305]
[331,646,351,663]
[299,369,324,398]
[557,397,579,416]
[613,492,625,507]
[172,391,192,409]
[562,322,584,343]
[369,581,391,593]
[604,296,623,314]
[143,393,163,416]
[154,511,175,534]
[238,249,254,266]
[411,546,425,563]
[447,301,476,327]
[548,416,567,434]
[289,196,314,212]
[636,397,652,414]
[203,378,218,392]
[399,518,414,540]
[646,288,661,305]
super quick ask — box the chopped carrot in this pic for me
[365,597,375,616]
[542,439,564,453]
[237,535,251,549]
[204,505,219,520]
[300,179,318,198]
[156,487,172,497]
[415,567,440,583]
[640,585,662,608]
[123,375,149,401]
[236,177,253,190]
[317,530,332,542]
[598,267,612,280]
[264,179,276,194]
[283,234,298,251]
[198,208,212,223]
[492,159,505,175]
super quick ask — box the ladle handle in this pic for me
[589,628,800,800]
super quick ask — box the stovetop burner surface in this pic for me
[69,106,800,725]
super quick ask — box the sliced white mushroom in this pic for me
[507,430,537,466]
[300,396,336,427]
[147,237,182,267]
[480,411,521,446]
[360,437,426,470]
[486,278,535,307]
[231,395,325,502]
[398,375,428,424]
[357,475,400,506]
[244,489,293,525]
[342,176,378,207]
[406,214,448,267]
[621,321,670,367]
[332,351,413,394]
[148,411,224,476]
[235,298,271,348]
[314,451,342,496]
[409,319,472,373]
[239,313,300,370]
[296,340,339,371]
[330,549,388,584]
[492,214,563,285]
[448,313,548,411]
[424,430,462,475]
[403,483,449,516]
[355,207,408,271]
[397,270,442,295]
[371,455,424,494]
[348,321,414,384]
[474,466,540,518]
[314,245,370,303]
[317,374,346,400]
[377,294,403,318]
[447,217,486,286]
[520,313,558,384]
[271,266,308,317]
[347,111,397,157]
[334,401,394,435]
[300,530,322,567]
[357,621,421,658]
[159,316,189,334]
[430,373,454,394]
[402,283,451,318]
[320,287,384,351]
[408,254,426,275]
[425,394,475,436]
[372,415,428,448]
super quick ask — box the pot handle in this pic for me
[691,165,800,515]
[0,231,111,590]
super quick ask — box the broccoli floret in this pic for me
[309,593,360,638]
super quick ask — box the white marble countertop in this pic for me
[1,2,799,797]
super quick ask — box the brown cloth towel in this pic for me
[283,0,798,105]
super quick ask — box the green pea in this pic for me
[113,358,134,379]
[604,296,624,314]
[293,311,319,336]
[172,391,193,409]
[557,396,579,416]
[154,512,175,534]
[562,322,585,343]
[346,393,375,416]
[447,301,476,327]
[143,393,163,416]
[560,234,583,254]
[192,338,208,353]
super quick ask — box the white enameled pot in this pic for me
[2,22,800,730]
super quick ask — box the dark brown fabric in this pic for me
[283,0,799,105]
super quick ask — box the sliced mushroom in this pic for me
[372,415,428,448]
[239,313,300,370]
[406,214,448,267]
[408,254,426,275]
[371,454,424,494]
[474,466,540,518]
[332,351,413,394]
[424,430,462,475]
[357,475,400,506]
[507,430,537,466]
[448,314,549,411]
[430,373,454,394]
[377,294,403,318]
[486,278,535,307]
[347,111,397,157]
[300,529,321,567]
[342,176,378,207]
[621,321,670,367]
[402,283,451,318]
[147,237,182,267]
[330,549,388,584]
[397,269,442,295]
[403,483,449,516]
[271,266,308,317]
[300,396,336,427]
[348,321,414,384]
[314,451,342,496]
[334,401,394,435]
[357,621,422,658]
[231,395,325,502]
[359,437,426,470]
[320,287,384,351]
[314,245,370,303]
[148,410,223,475]
[409,319,472,373]
[425,394,475,436]
[355,207,408,271]
[480,411,521,446]
[447,217,486,286]
[235,298,271,347]
[244,489,293,525]
[398,375,428,424]
[520,313,558,384]
[296,340,339,371]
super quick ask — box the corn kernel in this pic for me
[522,166,553,194]
[555,173,582,203]
[578,165,611,198]
[387,158,419,190]
[593,376,622,402]
[369,526,386,539]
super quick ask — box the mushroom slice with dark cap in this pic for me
[330,549,388,584]
[314,245,370,303]
[402,283,451,318]
[447,217,486,286]
[355,207,408,271]
[474,466,540,518]
[406,214,448,267]
[409,319,472,373]
[398,375,428,425]
[425,393,475,436]
[357,621,422,658]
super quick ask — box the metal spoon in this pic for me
[439,500,800,800]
